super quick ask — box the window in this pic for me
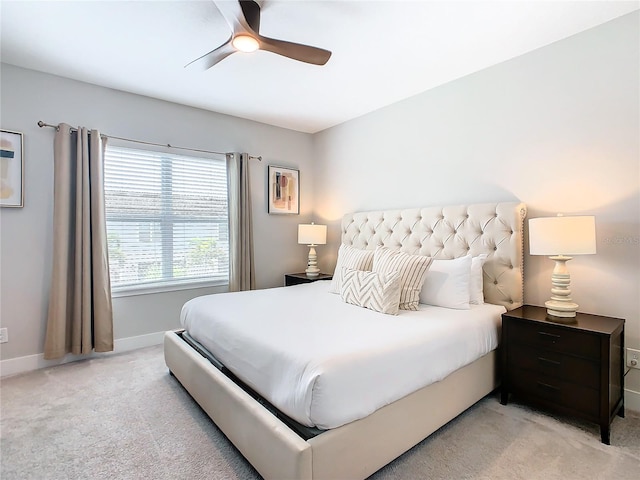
[104,146,229,293]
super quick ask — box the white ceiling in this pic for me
[1,1,638,133]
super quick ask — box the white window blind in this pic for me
[104,146,229,293]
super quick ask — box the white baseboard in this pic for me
[625,387,640,413]
[0,331,165,378]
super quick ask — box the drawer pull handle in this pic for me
[537,381,560,393]
[538,357,561,367]
[538,331,561,343]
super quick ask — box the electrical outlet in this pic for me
[0,327,8,344]
[627,348,640,369]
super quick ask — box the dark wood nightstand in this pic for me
[284,272,333,286]
[501,305,624,445]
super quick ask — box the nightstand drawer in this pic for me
[509,345,600,389]
[509,321,600,360]
[509,370,599,417]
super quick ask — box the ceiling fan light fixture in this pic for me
[232,35,259,53]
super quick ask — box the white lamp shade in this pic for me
[529,215,596,256]
[298,224,327,245]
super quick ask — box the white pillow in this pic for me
[419,255,472,310]
[470,254,488,305]
[372,246,432,311]
[329,244,375,294]
[340,268,402,315]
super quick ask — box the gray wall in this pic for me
[0,64,315,360]
[313,13,640,395]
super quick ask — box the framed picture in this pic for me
[0,129,24,208]
[268,165,299,215]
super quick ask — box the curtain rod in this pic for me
[37,121,262,161]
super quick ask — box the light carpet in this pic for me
[1,345,638,479]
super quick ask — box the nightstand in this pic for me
[501,305,624,445]
[284,272,332,286]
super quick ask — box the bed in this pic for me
[164,201,527,479]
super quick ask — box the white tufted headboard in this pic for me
[341,202,527,311]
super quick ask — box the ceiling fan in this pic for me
[186,0,332,70]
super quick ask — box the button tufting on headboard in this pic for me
[341,202,527,310]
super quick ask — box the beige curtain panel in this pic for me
[227,152,255,292]
[44,124,114,359]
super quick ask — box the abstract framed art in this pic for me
[268,165,299,215]
[0,129,24,208]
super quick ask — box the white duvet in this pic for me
[181,281,505,430]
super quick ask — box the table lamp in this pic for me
[298,223,327,277]
[529,214,596,319]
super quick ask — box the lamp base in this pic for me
[305,245,320,277]
[305,268,320,278]
[545,299,578,319]
[545,255,578,319]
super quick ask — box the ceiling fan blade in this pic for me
[185,38,236,70]
[239,0,261,33]
[258,36,332,66]
[213,0,257,35]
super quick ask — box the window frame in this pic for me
[104,146,230,296]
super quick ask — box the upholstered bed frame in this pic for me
[164,201,527,479]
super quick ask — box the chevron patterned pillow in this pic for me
[340,268,402,315]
